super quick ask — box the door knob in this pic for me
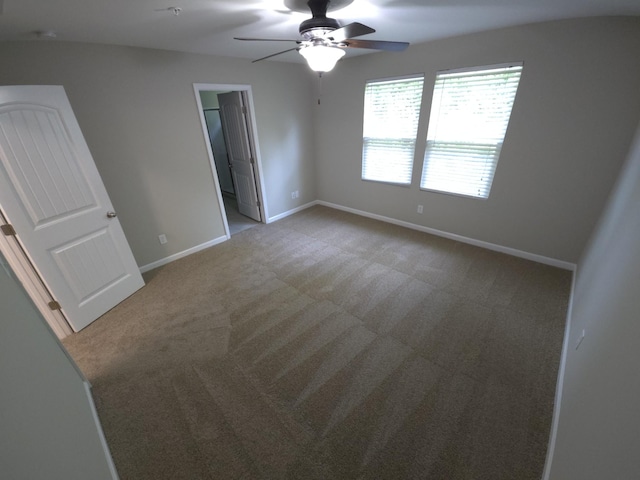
[106,211,117,218]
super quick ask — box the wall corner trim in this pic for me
[84,381,120,480]
[541,267,578,480]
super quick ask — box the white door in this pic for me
[0,85,144,332]
[218,91,261,222]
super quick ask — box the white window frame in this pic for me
[361,74,425,186]
[420,62,523,199]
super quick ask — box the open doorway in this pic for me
[193,84,267,237]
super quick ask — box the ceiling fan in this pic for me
[235,0,409,73]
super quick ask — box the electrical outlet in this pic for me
[291,190,299,199]
[158,234,167,245]
[417,205,423,214]
[295,190,299,198]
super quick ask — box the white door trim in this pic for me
[0,211,73,339]
[192,83,268,234]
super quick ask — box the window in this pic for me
[362,75,424,185]
[420,63,523,198]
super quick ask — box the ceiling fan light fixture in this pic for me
[299,45,345,72]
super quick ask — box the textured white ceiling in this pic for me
[1,0,639,63]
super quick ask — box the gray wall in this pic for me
[547,124,640,478]
[0,252,115,479]
[315,17,640,263]
[2,19,637,267]
[1,16,640,477]
[0,42,317,268]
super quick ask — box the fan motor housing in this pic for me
[299,16,340,35]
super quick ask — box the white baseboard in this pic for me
[138,200,318,273]
[139,235,228,273]
[541,268,577,479]
[140,201,576,274]
[84,381,120,480]
[267,200,319,223]
[317,200,576,271]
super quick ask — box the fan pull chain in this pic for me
[317,72,323,105]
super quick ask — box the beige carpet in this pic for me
[63,205,572,480]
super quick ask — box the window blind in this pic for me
[420,64,523,198]
[362,76,424,185]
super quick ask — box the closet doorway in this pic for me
[194,84,265,236]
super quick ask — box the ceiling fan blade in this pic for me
[325,22,375,42]
[252,47,300,63]
[235,37,301,43]
[343,38,409,52]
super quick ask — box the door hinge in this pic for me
[241,105,247,115]
[250,157,255,165]
[256,200,261,207]
[1,224,17,236]
[48,300,62,311]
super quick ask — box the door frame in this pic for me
[0,210,73,338]
[193,83,268,237]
